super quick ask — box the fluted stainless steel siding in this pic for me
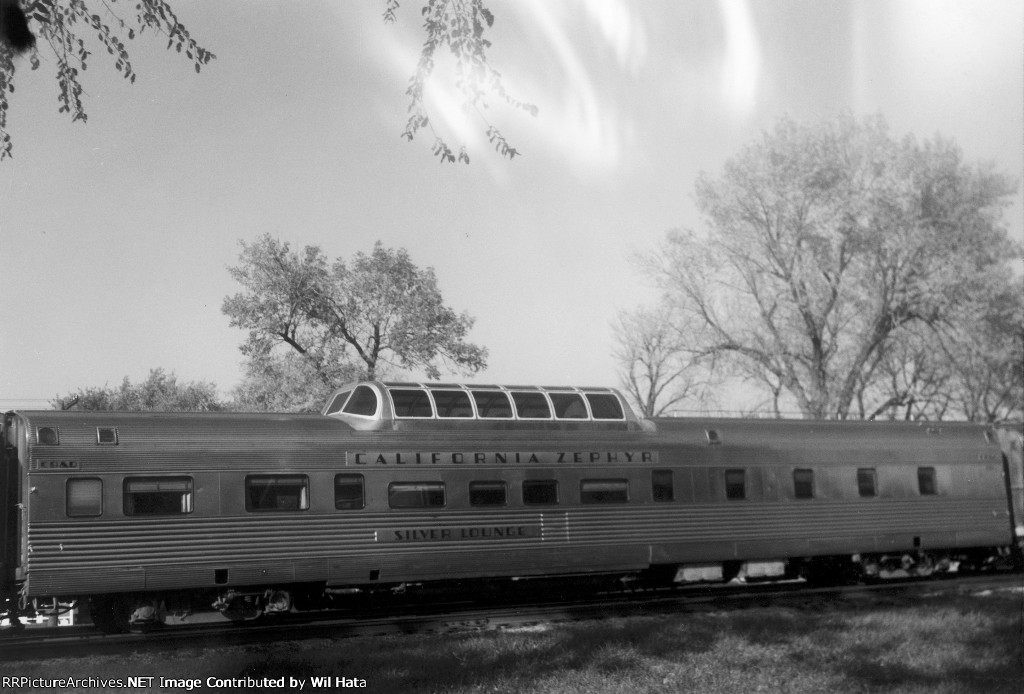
[13,410,1012,597]
[25,496,1009,595]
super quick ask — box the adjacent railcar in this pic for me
[1,381,1020,632]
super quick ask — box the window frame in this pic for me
[66,477,103,517]
[585,393,625,420]
[469,480,508,507]
[389,388,435,419]
[123,476,194,516]
[580,478,630,504]
[857,468,877,498]
[471,390,514,419]
[522,479,559,505]
[244,474,310,512]
[510,391,553,420]
[793,468,815,500]
[334,473,365,510]
[549,392,588,420]
[724,468,746,500]
[917,467,937,496]
[388,481,447,509]
[342,385,380,418]
[652,469,675,502]
[430,389,475,419]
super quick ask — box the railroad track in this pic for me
[2,572,1021,662]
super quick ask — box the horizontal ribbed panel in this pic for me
[25,499,1007,577]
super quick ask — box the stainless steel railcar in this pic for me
[1,381,1021,632]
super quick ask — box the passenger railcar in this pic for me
[1,381,1021,632]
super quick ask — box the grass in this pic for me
[2,589,1022,693]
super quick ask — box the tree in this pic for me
[222,235,487,401]
[52,368,223,411]
[230,350,361,414]
[612,305,716,417]
[1,1,530,162]
[646,114,1020,419]
[387,0,535,163]
[0,0,214,160]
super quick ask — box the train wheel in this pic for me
[221,595,263,623]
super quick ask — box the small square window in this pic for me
[918,467,937,496]
[36,427,59,445]
[335,474,365,510]
[523,480,559,505]
[652,470,674,502]
[67,478,102,517]
[793,469,814,499]
[469,481,507,506]
[725,469,745,500]
[96,427,118,445]
[857,468,877,497]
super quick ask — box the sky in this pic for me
[1,0,1021,411]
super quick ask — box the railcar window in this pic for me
[522,480,559,505]
[469,481,507,506]
[652,469,674,502]
[325,390,352,415]
[586,393,624,420]
[917,467,937,495]
[343,386,379,417]
[550,393,588,419]
[857,468,877,497]
[472,391,514,418]
[245,475,309,512]
[124,477,193,515]
[793,469,814,499]
[389,482,446,508]
[390,389,435,418]
[511,392,551,419]
[431,390,474,418]
[96,427,118,445]
[580,479,629,503]
[66,478,102,517]
[725,469,746,500]
[36,426,59,445]
[335,474,365,510]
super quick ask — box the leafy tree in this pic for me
[1,1,530,162]
[222,235,487,401]
[645,114,1020,419]
[230,350,361,414]
[0,0,214,160]
[387,0,536,163]
[52,368,224,411]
